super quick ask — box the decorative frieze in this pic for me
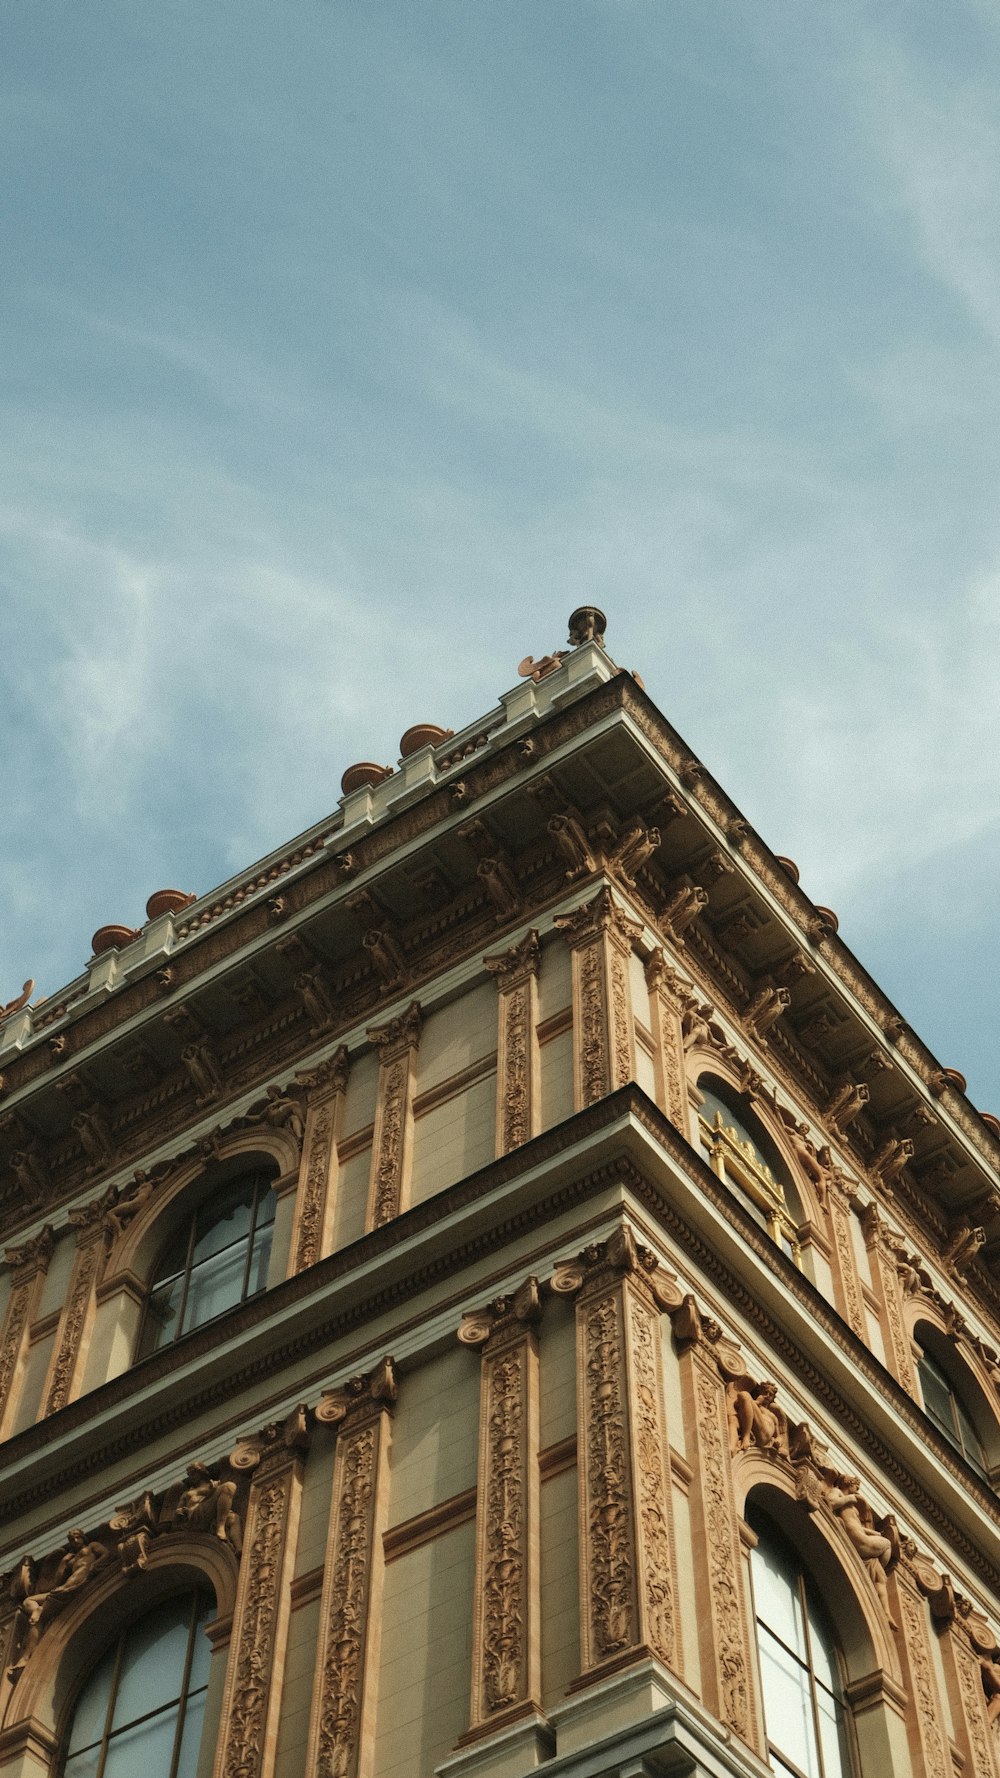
[551,1223,679,1683]
[554,887,642,1109]
[366,1003,422,1229]
[307,1356,398,1778]
[214,1406,311,1778]
[485,931,541,1156]
[458,1275,543,1737]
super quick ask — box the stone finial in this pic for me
[567,606,607,648]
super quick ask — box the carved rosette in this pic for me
[0,1227,54,1434]
[826,1180,868,1342]
[213,1408,311,1778]
[485,931,541,1157]
[643,947,690,1136]
[892,1564,951,1778]
[458,1276,542,1735]
[366,1004,421,1229]
[293,1047,349,1272]
[554,886,642,1110]
[552,1224,679,1683]
[861,1205,918,1395]
[672,1296,760,1752]
[308,1357,398,1778]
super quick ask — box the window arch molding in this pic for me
[691,1062,825,1244]
[103,1123,297,1293]
[907,1306,1000,1484]
[740,1477,904,1775]
[0,1534,238,1772]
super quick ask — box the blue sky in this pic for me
[1,1,998,1112]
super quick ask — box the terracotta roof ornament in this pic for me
[0,980,34,1018]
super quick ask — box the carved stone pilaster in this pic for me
[942,1617,1000,1778]
[41,1212,106,1416]
[826,1178,867,1341]
[670,1294,762,1754]
[861,1204,918,1394]
[292,1047,350,1271]
[0,1227,54,1436]
[890,1561,951,1778]
[457,1277,544,1741]
[485,932,541,1156]
[307,1356,398,1778]
[554,887,642,1109]
[642,948,689,1136]
[551,1224,679,1687]
[366,1003,422,1229]
[213,1407,311,1778]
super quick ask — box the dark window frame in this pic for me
[135,1166,277,1359]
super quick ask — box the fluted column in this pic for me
[860,1204,918,1394]
[484,931,541,1156]
[213,1407,311,1778]
[307,1356,398,1778]
[0,1227,54,1438]
[41,1205,105,1416]
[670,1293,763,1755]
[457,1275,544,1747]
[551,1224,679,1687]
[292,1047,350,1271]
[826,1175,868,1342]
[642,947,690,1136]
[366,1004,422,1229]
[554,887,642,1109]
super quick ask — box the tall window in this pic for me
[748,1503,854,1778]
[137,1168,276,1357]
[61,1591,210,1777]
[917,1348,989,1481]
[698,1078,800,1260]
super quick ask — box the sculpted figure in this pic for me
[103,1170,156,1242]
[249,1084,306,1148]
[164,1462,242,1553]
[825,1477,898,1626]
[9,1530,110,1678]
[728,1379,784,1454]
[181,1039,223,1103]
[980,1654,1000,1723]
[547,811,597,880]
[295,967,335,1032]
[943,1218,986,1278]
[609,818,660,887]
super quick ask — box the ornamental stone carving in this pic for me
[485,932,541,1157]
[366,1004,422,1229]
[554,887,642,1110]
[291,1047,349,1272]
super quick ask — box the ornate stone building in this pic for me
[1,607,999,1778]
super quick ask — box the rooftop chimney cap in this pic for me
[567,606,607,648]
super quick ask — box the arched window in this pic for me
[61,1591,210,1776]
[697,1076,801,1260]
[748,1502,855,1778]
[137,1165,277,1358]
[916,1345,989,1481]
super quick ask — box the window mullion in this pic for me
[166,1592,201,1778]
[93,1631,126,1778]
[175,1211,197,1339]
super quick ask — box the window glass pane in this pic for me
[101,1706,179,1778]
[64,1643,117,1755]
[817,1681,852,1778]
[182,1244,247,1333]
[956,1397,987,1471]
[145,1275,185,1352]
[919,1355,957,1438]
[175,1687,208,1778]
[63,1749,104,1778]
[190,1187,254,1265]
[188,1617,212,1690]
[758,1625,819,1777]
[245,1222,274,1296]
[751,1521,807,1659]
[111,1597,191,1727]
[806,1591,843,1699]
[255,1184,276,1229]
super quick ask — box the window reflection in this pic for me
[61,1592,211,1778]
[138,1169,276,1357]
[917,1349,989,1480]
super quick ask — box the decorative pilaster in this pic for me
[293,1047,350,1271]
[484,931,541,1156]
[921,1580,1000,1778]
[307,1356,398,1778]
[642,947,690,1136]
[366,1003,422,1229]
[860,1204,918,1394]
[213,1407,311,1778]
[0,1227,54,1437]
[670,1293,762,1754]
[554,887,642,1109]
[457,1276,544,1743]
[826,1177,868,1342]
[889,1559,952,1778]
[551,1223,679,1685]
[41,1204,107,1415]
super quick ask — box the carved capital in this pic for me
[367,1000,422,1061]
[551,1224,682,1312]
[459,1276,542,1349]
[315,1356,399,1431]
[484,929,541,990]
